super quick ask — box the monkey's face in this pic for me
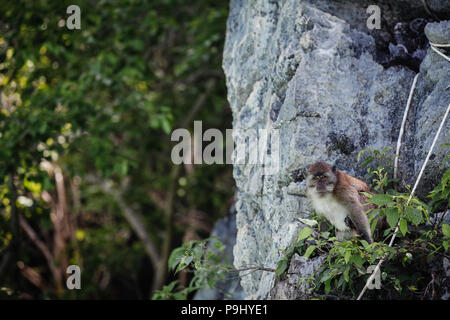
[306,162,337,197]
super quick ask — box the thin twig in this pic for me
[155,164,182,293]
[227,265,276,273]
[430,45,450,62]
[19,215,61,287]
[394,73,419,181]
[91,177,161,274]
[178,79,216,129]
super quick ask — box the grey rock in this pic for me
[425,20,450,44]
[401,20,450,197]
[223,0,450,299]
[428,210,450,226]
[270,254,326,300]
[426,0,450,18]
[442,258,450,300]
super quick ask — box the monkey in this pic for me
[306,162,376,243]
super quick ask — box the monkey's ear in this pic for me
[332,165,337,173]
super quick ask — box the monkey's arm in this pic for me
[347,198,373,244]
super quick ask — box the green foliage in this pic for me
[0,0,232,299]
[365,192,429,235]
[357,147,396,192]
[151,281,190,300]
[297,226,314,242]
[152,237,229,300]
[428,168,450,212]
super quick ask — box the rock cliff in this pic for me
[223,0,449,299]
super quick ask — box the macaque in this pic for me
[306,162,377,243]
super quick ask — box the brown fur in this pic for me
[307,162,334,176]
[307,162,384,243]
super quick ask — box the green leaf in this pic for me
[320,270,333,283]
[442,224,450,238]
[406,207,423,226]
[337,275,345,289]
[368,194,394,206]
[361,156,375,168]
[357,149,365,162]
[157,280,178,299]
[370,217,379,237]
[168,247,186,271]
[344,250,351,264]
[304,245,316,259]
[213,240,224,251]
[321,231,330,239]
[399,218,408,236]
[360,240,369,249]
[350,254,364,268]
[298,218,318,227]
[207,274,216,289]
[193,244,203,259]
[343,266,350,282]
[161,117,172,135]
[298,227,313,242]
[275,259,288,276]
[177,255,193,273]
[385,207,399,228]
[324,279,331,294]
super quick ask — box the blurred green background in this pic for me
[0,0,234,299]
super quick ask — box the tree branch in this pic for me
[153,165,182,293]
[178,78,216,129]
[224,264,276,273]
[18,215,61,287]
[98,181,161,271]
